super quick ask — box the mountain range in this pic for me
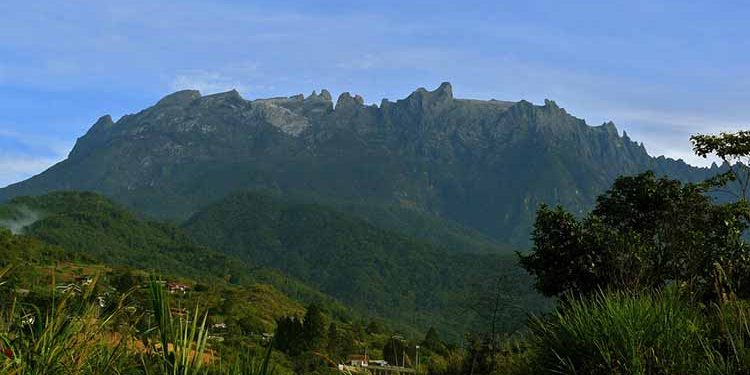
[0,82,720,248]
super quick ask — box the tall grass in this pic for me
[702,300,750,374]
[0,273,131,374]
[0,271,277,375]
[525,289,712,375]
[141,278,211,375]
[511,288,750,375]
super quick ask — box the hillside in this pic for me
[0,191,544,340]
[0,192,355,321]
[0,83,720,247]
[183,191,549,340]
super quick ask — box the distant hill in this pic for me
[0,83,721,247]
[0,191,542,339]
[183,190,549,340]
[0,192,354,321]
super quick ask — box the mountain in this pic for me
[182,190,548,340]
[0,82,720,246]
[0,191,541,340]
[0,192,354,321]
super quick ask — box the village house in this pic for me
[167,282,190,294]
[341,354,415,375]
[346,354,368,367]
[56,283,82,295]
[261,332,274,343]
[75,276,94,286]
[169,307,189,318]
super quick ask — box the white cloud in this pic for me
[168,63,264,95]
[610,108,746,134]
[336,54,377,70]
[0,155,62,188]
[170,70,248,94]
[585,107,750,167]
[0,129,72,187]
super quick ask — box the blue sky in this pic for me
[1,0,748,187]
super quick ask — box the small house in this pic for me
[75,276,94,286]
[167,282,190,294]
[347,354,369,367]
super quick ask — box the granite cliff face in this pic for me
[0,82,720,247]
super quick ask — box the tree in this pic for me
[365,319,385,335]
[383,336,409,367]
[275,316,304,355]
[326,322,339,358]
[302,304,327,351]
[692,131,750,202]
[420,327,447,355]
[108,266,139,292]
[520,171,750,300]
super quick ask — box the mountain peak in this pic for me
[156,90,202,107]
[93,114,114,127]
[403,82,454,110]
[320,89,332,102]
[0,82,716,250]
[335,92,365,109]
[436,81,453,98]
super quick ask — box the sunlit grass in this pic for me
[0,270,276,375]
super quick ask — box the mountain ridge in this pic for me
[0,82,721,246]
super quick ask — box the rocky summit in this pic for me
[0,82,720,247]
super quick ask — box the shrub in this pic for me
[525,289,712,375]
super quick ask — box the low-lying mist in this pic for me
[0,205,44,234]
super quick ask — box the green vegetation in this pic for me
[0,192,357,324]
[0,267,281,374]
[527,289,712,374]
[520,171,749,300]
[7,86,750,373]
[0,227,441,374]
[1,190,542,374]
[183,191,549,340]
[436,131,750,375]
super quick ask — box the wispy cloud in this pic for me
[170,70,249,94]
[167,63,276,95]
[609,108,747,134]
[0,129,71,187]
[0,155,62,188]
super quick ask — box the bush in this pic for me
[524,289,713,375]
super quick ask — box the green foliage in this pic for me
[420,327,447,355]
[0,268,284,375]
[692,131,750,161]
[525,289,710,375]
[144,278,211,375]
[692,131,750,204]
[0,228,66,269]
[274,317,304,356]
[513,290,750,375]
[0,192,356,334]
[184,191,547,340]
[274,304,328,357]
[301,305,327,351]
[1,192,248,282]
[520,171,750,300]
[0,278,131,374]
[382,336,413,368]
